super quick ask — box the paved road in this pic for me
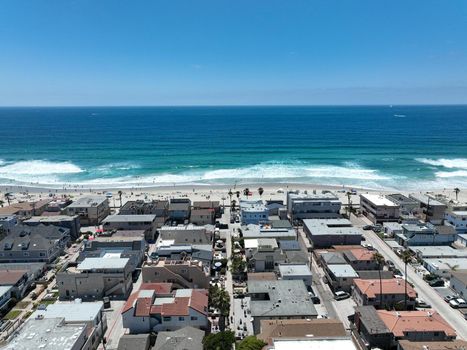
[350,215,467,340]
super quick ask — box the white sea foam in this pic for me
[0,160,83,175]
[416,158,467,169]
[435,170,467,178]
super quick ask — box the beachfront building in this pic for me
[240,200,269,224]
[142,257,210,289]
[395,222,456,247]
[102,214,158,241]
[158,224,213,244]
[57,257,133,300]
[0,199,52,218]
[386,194,419,215]
[450,270,467,297]
[247,279,317,334]
[0,224,70,263]
[352,278,417,309]
[168,198,191,222]
[409,194,447,224]
[65,195,110,226]
[360,194,400,224]
[122,283,209,333]
[120,199,169,217]
[324,264,359,292]
[190,208,215,225]
[303,218,362,248]
[30,300,107,350]
[193,201,221,218]
[354,306,456,350]
[286,191,342,220]
[445,210,467,233]
[24,214,81,240]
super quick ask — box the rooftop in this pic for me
[398,340,467,350]
[353,278,417,298]
[270,339,357,350]
[303,219,362,236]
[424,258,467,271]
[451,270,467,285]
[0,199,52,215]
[117,334,151,350]
[0,270,28,285]
[153,326,205,350]
[67,196,107,208]
[242,223,296,239]
[240,199,268,212]
[288,191,339,201]
[386,194,418,205]
[77,257,129,271]
[102,214,156,223]
[319,251,347,265]
[327,264,359,278]
[360,193,399,207]
[345,248,375,261]
[247,272,277,281]
[409,193,446,207]
[278,264,312,277]
[31,300,103,323]
[409,246,467,258]
[24,215,79,223]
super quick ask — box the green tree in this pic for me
[228,189,233,202]
[203,331,235,350]
[346,191,353,218]
[372,252,385,308]
[231,200,237,212]
[0,200,4,207]
[209,285,230,331]
[4,192,12,206]
[236,191,240,199]
[454,187,460,201]
[231,256,246,275]
[257,187,264,198]
[401,250,412,309]
[238,336,267,350]
[243,188,250,198]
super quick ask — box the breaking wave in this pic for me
[416,158,467,169]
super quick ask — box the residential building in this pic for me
[324,264,359,292]
[65,196,110,225]
[278,264,313,286]
[154,242,213,266]
[457,233,467,247]
[360,194,400,224]
[343,248,378,270]
[57,257,133,300]
[265,200,286,216]
[287,191,342,220]
[0,199,52,218]
[119,199,168,217]
[356,270,394,280]
[318,251,347,266]
[24,214,81,240]
[398,340,467,350]
[158,224,213,245]
[193,201,221,218]
[265,338,357,350]
[248,279,318,334]
[450,270,467,297]
[445,210,467,233]
[142,257,210,289]
[258,318,347,345]
[409,245,467,259]
[409,194,447,224]
[30,300,107,350]
[122,284,209,333]
[2,317,87,350]
[352,278,417,309]
[423,258,467,277]
[241,222,296,240]
[153,326,205,350]
[168,198,191,222]
[0,224,70,263]
[0,270,29,299]
[117,334,151,350]
[190,208,215,225]
[0,215,17,236]
[303,218,362,248]
[354,306,456,350]
[383,222,403,238]
[240,200,269,224]
[0,286,13,313]
[395,222,456,247]
[386,194,419,214]
[102,214,158,241]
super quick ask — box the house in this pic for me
[258,318,347,345]
[57,257,133,300]
[408,245,467,259]
[30,300,107,350]
[398,340,467,350]
[142,257,210,289]
[354,306,456,350]
[65,196,110,226]
[445,210,467,233]
[168,199,191,222]
[2,317,87,350]
[0,270,29,299]
[158,224,213,245]
[409,194,447,224]
[360,194,400,224]
[241,222,296,240]
[265,200,286,216]
[457,233,467,247]
[117,334,151,350]
[0,286,13,313]
[287,191,341,220]
[23,215,81,240]
[386,194,419,215]
[122,283,209,333]
[356,270,394,280]
[0,215,17,236]
[278,264,313,286]
[303,219,362,248]
[154,242,213,266]
[120,199,168,217]
[318,251,347,266]
[0,224,70,263]
[102,214,158,241]
[248,279,317,334]
[190,208,215,225]
[395,222,456,247]
[153,326,205,350]
[193,201,221,218]
[352,278,417,309]
[240,200,269,224]
[383,222,403,238]
[0,199,52,218]
[450,270,467,297]
[325,264,359,292]
[265,338,357,350]
[344,248,378,270]
[423,258,467,277]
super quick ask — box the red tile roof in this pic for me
[121,282,173,314]
[354,278,417,299]
[189,289,208,316]
[377,310,456,337]
[349,248,375,261]
[140,283,172,294]
[135,297,153,317]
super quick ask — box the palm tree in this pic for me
[0,200,4,207]
[372,252,385,308]
[258,187,264,198]
[228,189,233,202]
[231,200,236,212]
[243,188,250,198]
[454,188,460,201]
[401,250,412,310]
[236,191,240,199]
[4,192,12,206]
[346,191,353,218]
[118,190,123,207]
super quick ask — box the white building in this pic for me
[423,258,467,278]
[360,194,400,224]
[445,210,467,233]
[287,191,341,220]
[65,196,110,226]
[240,200,269,225]
[278,264,313,286]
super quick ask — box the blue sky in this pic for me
[0,0,466,105]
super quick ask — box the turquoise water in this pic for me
[0,105,466,190]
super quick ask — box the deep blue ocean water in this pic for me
[0,105,466,190]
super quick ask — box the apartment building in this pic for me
[102,214,158,240]
[65,196,110,225]
[240,200,269,224]
[287,191,341,220]
[360,194,400,224]
[303,218,362,248]
[24,214,81,240]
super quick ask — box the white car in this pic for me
[334,291,350,300]
[449,298,467,309]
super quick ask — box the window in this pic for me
[191,316,198,320]
[163,316,171,322]
[178,316,185,321]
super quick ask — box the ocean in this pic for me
[0,105,466,190]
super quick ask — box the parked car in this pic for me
[449,298,467,309]
[334,291,350,300]
[416,299,431,308]
[363,225,373,230]
[444,295,457,303]
[429,279,445,287]
[386,260,395,268]
[311,296,321,304]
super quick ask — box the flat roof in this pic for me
[31,301,103,322]
[67,195,107,208]
[0,285,13,298]
[103,214,156,222]
[271,339,357,350]
[327,264,358,278]
[279,264,312,277]
[303,219,361,236]
[77,257,129,270]
[360,193,399,207]
[24,215,78,223]
[409,193,446,207]
[424,258,467,271]
[409,246,467,258]
[288,191,339,200]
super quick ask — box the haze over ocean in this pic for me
[0,105,466,190]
